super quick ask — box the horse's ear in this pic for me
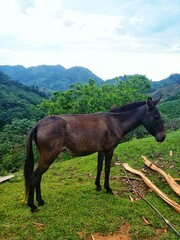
[153,95,163,105]
[146,97,154,109]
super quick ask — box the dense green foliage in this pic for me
[39,75,151,114]
[0,131,179,239]
[158,99,180,119]
[158,99,180,131]
[0,119,36,174]
[0,72,45,175]
[0,71,45,129]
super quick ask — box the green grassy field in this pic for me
[0,131,180,240]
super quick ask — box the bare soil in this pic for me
[86,222,130,240]
[85,225,166,240]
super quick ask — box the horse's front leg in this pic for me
[95,152,104,191]
[104,150,114,194]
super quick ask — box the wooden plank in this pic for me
[0,174,14,183]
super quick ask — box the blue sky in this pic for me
[0,0,179,81]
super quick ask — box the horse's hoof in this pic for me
[106,189,114,195]
[31,205,38,213]
[96,186,102,191]
[38,199,45,206]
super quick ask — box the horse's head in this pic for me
[142,96,166,142]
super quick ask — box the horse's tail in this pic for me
[24,126,37,198]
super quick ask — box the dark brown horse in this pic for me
[24,97,165,212]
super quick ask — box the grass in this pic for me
[0,130,180,240]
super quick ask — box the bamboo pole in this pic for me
[123,163,180,213]
[142,155,180,196]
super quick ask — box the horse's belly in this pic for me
[64,141,103,157]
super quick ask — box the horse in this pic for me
[24,96,165,212]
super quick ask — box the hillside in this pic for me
[151,74,180,91]
[0,65,103,91]
[106,73,180,91]
[0,65,180,109]
[0,65,180,96]
[0,71,45,128]
[106,74,180,105]
[106,74,180,101]
[152,84,180,100]
[158,99,180,119]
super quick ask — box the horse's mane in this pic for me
[109,101,146,113]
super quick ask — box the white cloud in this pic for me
[0,0,179,80]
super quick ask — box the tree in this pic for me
[0,118,36,174]
[39,75,151,115]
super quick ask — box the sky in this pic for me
[0,0,180,81]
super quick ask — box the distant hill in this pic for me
[0,64,180,102]
[151,74,180,91]
[106,73,180,90]
[152,84,180,101]
[106,73,180,102]
[105,75,127,84]
[0,65,103,92]
[0,71,45,128]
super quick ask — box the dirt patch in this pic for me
[109,173,149,201]
[79,224,167,240]
[152,228,167,240]
[120,177,149,201]
[86,222,130,240]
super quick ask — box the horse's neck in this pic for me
[118,106,145,136]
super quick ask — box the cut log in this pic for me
[123,163,180,213]
[91,235,95,240]
[142,155,180,196]
[0,175,14,183]
[173,179,180,182]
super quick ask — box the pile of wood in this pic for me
[123,156,180,213]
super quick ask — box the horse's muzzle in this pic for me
[156,132,166,142]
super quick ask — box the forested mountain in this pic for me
[152,84,180,100]
[0,65,180,95]
[0,65,103,92]
[0,71,45,129]
[151,73,180,91]
[107,73,180,91]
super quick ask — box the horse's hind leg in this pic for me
[28,163,50,212]
[36,176,45,206]
[27,178,37,212]
[32,143,64,211]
